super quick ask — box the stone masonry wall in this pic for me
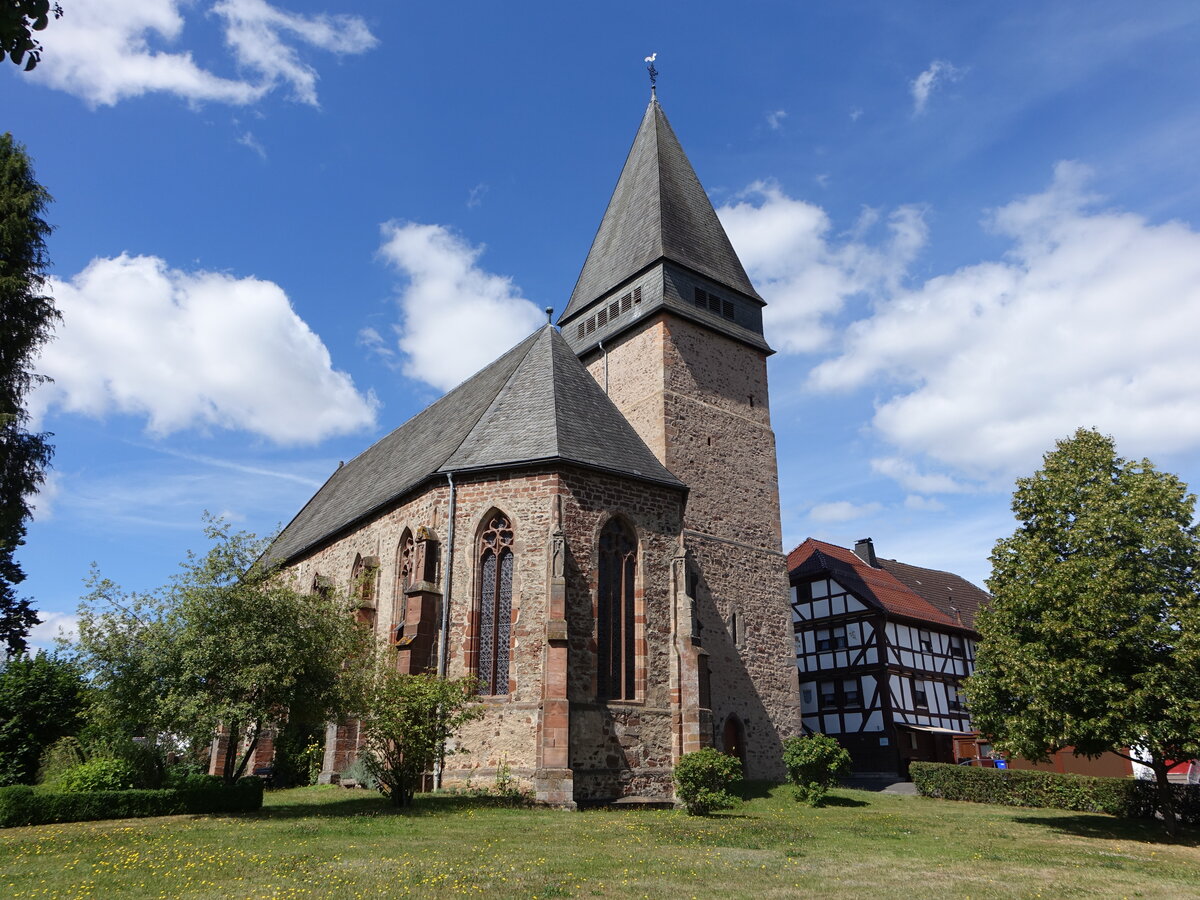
[288,463,689,801]
[585,314,801,779]
[556,467,685,801]
[585,315,667,461]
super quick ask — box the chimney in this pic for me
[854,537,879,567]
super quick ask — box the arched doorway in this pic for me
[723,714,746,767]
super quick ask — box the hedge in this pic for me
[910,762,1199,825]
[0,778,263,828]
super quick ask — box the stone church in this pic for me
[262,94,801,805]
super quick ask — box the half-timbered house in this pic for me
[787,537,988,776]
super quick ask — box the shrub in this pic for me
[911,762,1132,814]
[910,762,1200,825]
[163,768,222,791]
[0,652,89,786]
[272,724,325,788]
[39,735,164,789]
[0,779,264,828]
[57,758,138,793]
[37,736,88,786]
[359,671,483,807]
[341,756,379,791]
[792,781,829,806]
[782,734,851,806]
[95,738,165,789]
[673,748,742,816]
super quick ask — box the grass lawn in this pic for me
[1,783,1197,899]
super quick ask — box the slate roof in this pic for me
[265,325,682,566]
[560,97,762,326]
[787,538,982,632]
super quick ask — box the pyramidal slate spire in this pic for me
[559,97,768,355]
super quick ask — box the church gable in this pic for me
[267,325,679,567]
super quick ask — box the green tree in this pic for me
[966,428,1200,836]
[0,2,62,71]
[0,133,59,656]
[358,669,482,807]
[75,518,373,784]
[0,650,88,785]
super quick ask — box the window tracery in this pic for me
[476,512,514,695]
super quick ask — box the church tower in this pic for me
[559,96,800,778]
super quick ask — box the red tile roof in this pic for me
[787,538,981,632]
[878,557,988,630]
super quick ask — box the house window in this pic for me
[918,630,934,653]
[815,625,847,651]
[912,681,928,709]
[842,678,862,708]
[948,686,966,711]
[819,682,838,709]
[476,512,514,695]
[949,636,964,657]
[597,518,638,700]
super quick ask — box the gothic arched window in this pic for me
[393,530,414,644]
[351,554,379,630]
[597,518,638,700]
[476,512,514,695]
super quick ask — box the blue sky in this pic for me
[7,0,1200,647]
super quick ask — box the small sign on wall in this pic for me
[879,737,889,746]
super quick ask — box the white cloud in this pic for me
[33,253,377,443]
[910,60,963,115]
[904,494,946,512]
[870,457,968,495]
[237,130,267,159]
[812,162,1200,482]
[766,109,787,130]
[29,471,62,521]
[25,0,375,107]
[378,222,546,392]
[28,611,80,647]
[809,500,882,523]
[467,183,489,209]
[213,0,377,106]
[357,325,398,367]
[718,182,927,353]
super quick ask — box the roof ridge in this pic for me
[548,327,568,456]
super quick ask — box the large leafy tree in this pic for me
[0,2,63,71]
[75,518,373,783]
[967,428,1200,835]
[0,132,58,656]
[0,650,88,785]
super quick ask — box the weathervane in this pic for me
[645,52,658,96]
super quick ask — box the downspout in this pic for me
[598,340,608,395]
[434,471,457,791]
